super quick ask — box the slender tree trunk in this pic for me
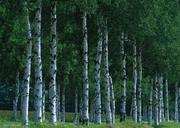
[12,72,20,121]
[94,26,103,124]
[21,2,32,125]
[165,79,169,121]
[49,0,57,123]
[120,32,127,121]
[82,11,89,125]
[175,82,178,122]
[74,89,78,124]
[158,76,163,123]
[61,83,65,122]
[34,0,43,123]
[42,82,45,120]
[137,46,142,123]
[154,75,159,126]
[132,40,137,122]
[148,79,153,127]
[103,19,112,125]
[109,76,115,124]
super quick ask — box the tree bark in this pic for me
[137,46,142,123]
[165,79,169,121]
[82,11,89,125]
[154,75,159,126]
[132,40,137,122]
[103,19,112,125]
[34,0,43,123]
[49,0,57,124]
[158,76,163,123]
[12,72,20,121]
[109,76,115,124]
[21,2,32,125]
[120,32,127,121]
[94,26,103,124]
[175,82,178,122]
[148,79,153,127]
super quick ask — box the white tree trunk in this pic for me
[137,47,142,123]
[120,32,127,121]
[132,40,137,122]
[42,82,45,120]
[57,84,61,121]
[61,84,65,122]
[12,72,20,121]
[158,76,163,123]
[21,2,32,125]
[34,0,43,123]
[154,75,159,126]
[74,89,78,124]
[94,26,103,124]
[165,79,169,121]
[175,82,178,122]
[148,79,153,127]
[109,76,115,124]
[49,0,57,123]
[82,11,89,125]
[103,20,112,125]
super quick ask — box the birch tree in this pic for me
[137,46,142,123]
[21,1,32,125]
[165,79,169,121]
[120,32,127,121]
[158,76,163,122]
[34,0,43,123]
[82,11,89,125]
[132,40,137,122]
[49,0,57,123]
[103,19,112,124]
[109,75,115,124]
[154,75,159,126]
[94,23,103,124]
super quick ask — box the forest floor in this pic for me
[0,111,179,128]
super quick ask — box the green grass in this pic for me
[0,111,179,128]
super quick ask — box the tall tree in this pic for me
[158,76,163,123]
[165,79,169,121]
[132,39,137,122]
[154,75,159,126]
[82,11,89,125]
[94,21,103,124]
[109,75,115,124]
[34,0,43,123]
[137,46,142,123]
[175,82,178,122]
[49,0,57,124]
[120,32,127,121]
[21,1,32,125]
[103,19,112,125]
